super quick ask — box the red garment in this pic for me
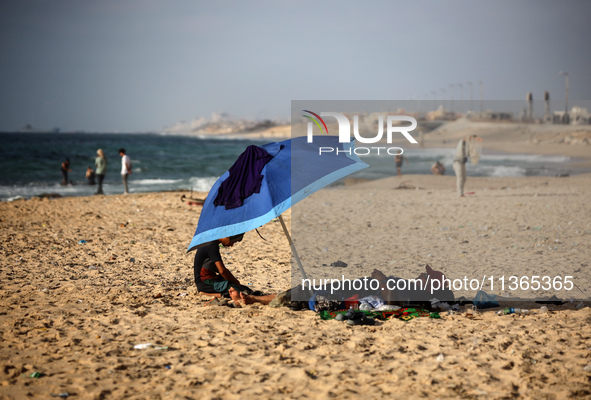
[194,242,223,282]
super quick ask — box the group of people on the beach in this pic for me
[60,148,132,195]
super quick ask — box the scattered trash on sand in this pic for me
[133,343,169,350]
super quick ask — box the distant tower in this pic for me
[544,91,550,121]
[526,92,533,121]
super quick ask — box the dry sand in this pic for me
[1,121,591,399]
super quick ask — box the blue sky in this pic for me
[1,0,590,132]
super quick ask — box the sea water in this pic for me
[0,132,583,201]
[355,146,578,181]
[0,132,268,201]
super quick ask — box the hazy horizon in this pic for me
[1,0,590,132]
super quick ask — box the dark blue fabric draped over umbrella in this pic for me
[187,136,369,262]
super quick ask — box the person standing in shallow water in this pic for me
[61,158,71,185]
[86,166,96,185]
[431,161,446,175]
[394,154,409,177]
[95,149,107,195]
[119,148,132,194]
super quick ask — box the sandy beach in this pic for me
[1,122,591,399]
[204,117,591,170]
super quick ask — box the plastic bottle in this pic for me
[359,303,372,311]
[499,307,531,315]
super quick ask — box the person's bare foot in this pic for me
[371,269,387,282]
[228,287,241,302]
[239,292,256,305]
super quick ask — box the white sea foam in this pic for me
[0,183,98,201]
[473,165,528,177]
[481,154,570,163]
[404,148,569,163]
[133,178,182,185]
[0,177,221,201]
[404,148,452,157]
[6,195,26,202]
[188,177,218,192]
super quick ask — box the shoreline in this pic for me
[192,118,591,170]
[2,121,591,201]
[4,167,590,204]
[4,118,590,203]
[4,162,591,203]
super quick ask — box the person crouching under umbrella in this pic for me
[193,234,276,305]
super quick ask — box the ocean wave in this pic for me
[0,183,98,201]
[481,154,570,163]
[404,148,453,156]
[369,148,571,164]
[473,165,527,177]
[188,177,218,192]
[132,178,183,185]
[0,133,584,201]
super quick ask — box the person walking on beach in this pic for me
[60,158,71,185]
[119,148,132,194]
[95,149,107,195]
[395,154,409,177]
[452,135,481,196]
[193,234,276,305]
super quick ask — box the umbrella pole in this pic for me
[278,214,309,282]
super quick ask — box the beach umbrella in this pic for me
[187,135,369,280]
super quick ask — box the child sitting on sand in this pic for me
[193,234,276,305]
